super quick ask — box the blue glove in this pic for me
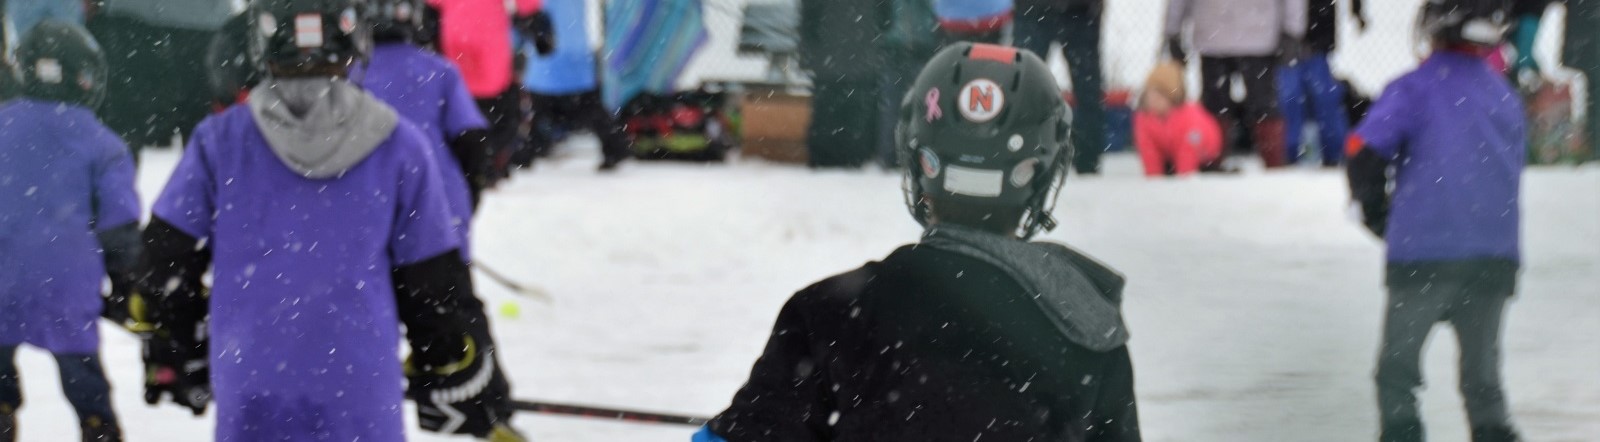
[691,426,728,442]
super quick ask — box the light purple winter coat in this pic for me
[1165,0,1308,57]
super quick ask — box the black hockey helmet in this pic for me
[896,42,1072,239]
[367,0,425,43]
[16,20,108,108]
[251,0,372,77]
[1419,0,1513,47]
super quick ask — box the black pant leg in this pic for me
[1061,8,1106,174]
[1198,57,1238,120]
[52,353,116,425]
[1375,282,1452,428]
[575,90,634,164]
[1449,293,1513,428]
[1238,56,1281,123]
[0,346,18,411]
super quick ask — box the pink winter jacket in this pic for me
[429,0,542,98]
[1133,103,1222,176]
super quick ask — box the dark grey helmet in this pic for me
[16,20,108,108]
[896,42,1073,239]
[250,0,372,77]
[1419,0,1513,47]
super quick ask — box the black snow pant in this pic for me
[0,347,118,427]
[808,76,881,168]
[519,89,632,167]
[1015,5,1105,174]
[1199,56,1281,126]
[477,87,523,182]
[1375,260,1518,433]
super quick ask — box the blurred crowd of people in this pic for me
[799,0,1599,176]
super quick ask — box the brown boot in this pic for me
[80,415,121,442]
[1253,117,1289,168]
[2,404,16,442]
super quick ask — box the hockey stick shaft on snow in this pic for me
[471,262,553,303]
[509,399,710,426]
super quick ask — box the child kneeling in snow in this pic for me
[1133,62,1222,176]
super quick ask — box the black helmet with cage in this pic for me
[896,42,1073,239]
[1419,0,1514,47]
[367,0,426,43]
[251,0,372,77]
[16,20,108,108]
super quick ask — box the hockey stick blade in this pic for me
[510,399,710,426]
[472,262,553,303]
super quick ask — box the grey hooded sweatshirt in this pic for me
[248,78,399,179]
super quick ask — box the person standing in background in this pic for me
[428,0,543,182]
[518,0,634,171]
[1166,0,1307,170]
[1015,0,1106,174]
[800,0,889,168]
[1279,0,1365,167]
[875,0,939,167]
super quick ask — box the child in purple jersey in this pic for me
[0,21,136,442]
[357,2,526,440]
[361,0,492,252]
[1347,1,1525,441]
[132,1,514,441]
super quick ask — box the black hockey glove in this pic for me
[514,11,556,56]
[395,252,514,438]
[1165,35,1186,63]
[407,336,512,437]
[96,222,148,331]
[137,217,215,415]
[449,129,493,211]
[1346,147,1391,238]
[141,326,211,416]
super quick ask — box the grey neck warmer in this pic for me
[249,77,398,179]
[920,224,1130,351]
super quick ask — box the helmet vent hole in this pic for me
[1010,71,1022,92]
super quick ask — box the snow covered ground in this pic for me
[9,140,1597,441]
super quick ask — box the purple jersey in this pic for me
[1355,52,1525,263]
[361,43,488,259]
[152,105,460,441]
[0,100,139,354]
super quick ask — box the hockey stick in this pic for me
[510,399,710,426]
[472,262,553,303]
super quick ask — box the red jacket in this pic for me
[1133,103,1222,176]
[429,0,542,98]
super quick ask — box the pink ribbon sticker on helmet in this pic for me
[925,88,943,122]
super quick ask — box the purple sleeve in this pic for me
[1353,80,1417,160]
[441,66,489,138]
[389,124,463,266]
[89,123,140,230]
[151,126,218,239]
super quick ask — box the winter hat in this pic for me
[1143,62,1186,106]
